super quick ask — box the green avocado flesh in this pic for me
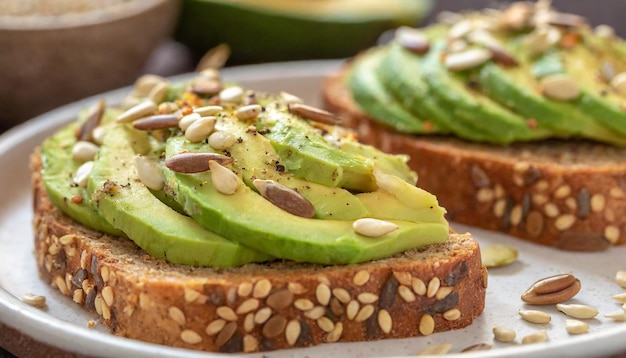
[347,4,626,146]
[41,112,123,236]
[41,84,448,267]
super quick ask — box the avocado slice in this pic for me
[348,47,436,134]
[41,111,123,236]
[87,122,273,267]
[420,41,551,144]
[175,0,432,64]
[162,105,448,264]
[255,103,378,192]
[377,43,493,142]
[169,130,370,221]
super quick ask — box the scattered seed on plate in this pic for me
[22,292,46,308]
[492,326,516,343]
[417,343,452,355]
[556,303,599,319]
[605,309,626,321]
[612,292,626,303]
[521,330,548,344]
[519,309,551,324]
[565,319,589,334]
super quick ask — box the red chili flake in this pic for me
[526,118,538,128]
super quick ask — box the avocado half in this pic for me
[175,0,432,64]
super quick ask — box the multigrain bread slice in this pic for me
[31,151,487,353]
[323,67,626,252]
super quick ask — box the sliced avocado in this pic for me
[162,105,448,264]
[478,59,626,146]
[420,41,551,144]
[175,0,432,64]
[169,133,370,221]
[378,43,492,142]
[41,111,123,236]
[255,103,377,192]
[87,122,273,267]
[348,47,436,134]
[338,140,417,185]
[561,38,626,137]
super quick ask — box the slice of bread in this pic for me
[31,151,487,353]
[323,67,626,252]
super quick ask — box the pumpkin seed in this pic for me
[480,244,518,267]
[522,274,581,305]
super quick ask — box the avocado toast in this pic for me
[323,1,626,251]
[31,70,486,352]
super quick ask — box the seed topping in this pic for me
[522,273,581,304]
[22,293,46,308]
[117,100,157,123]
[165,152,233,173]
[353,218,399,237]
[253,179,315,218]
[209,160,239,195]
[287,103,340,125]
[132,114,181,131]
[556,303,599,319]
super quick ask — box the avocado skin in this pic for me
[175,0,431,64]
[87,123,273,267]
[41,112,123,236]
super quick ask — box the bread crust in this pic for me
[31,151,486,353]
[323,67,626,252]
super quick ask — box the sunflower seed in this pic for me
[208,160,239,195]
[219,86,244,103]
[208,131,237,150]
[253,179,315,218]
[236,104,262,120]
[179,113,201,131]
[134,155,165,191]
[565,319,589,334]
[418,343,452,355]
[148,81,170,104]
[133,114,180,130]
[165,152,233,173]
[519,309,551,324]
[279,91,303,104]
[117,100,157,123]
[287,103,340,125]
[72,161,94,187]
[605,309,626,321]
[395,26,430,55]
[556,303,599,319]
[444,48,492,71]
[521,330,548,344]
[185,116,216,142]
[353,218,398,237]
[493,326,516,342]
[22,293,46,308]
[541,74,580,101]
[72,141,99,163]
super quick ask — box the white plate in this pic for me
[1,60,626,358]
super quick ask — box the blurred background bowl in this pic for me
[0,0,181,127]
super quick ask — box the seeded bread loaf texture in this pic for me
[31,151,487,353]
[323,68,626,252]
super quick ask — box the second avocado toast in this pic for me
[324,1,626,251]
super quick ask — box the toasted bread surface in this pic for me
[323,68,626,252]
[31,151,486,353]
